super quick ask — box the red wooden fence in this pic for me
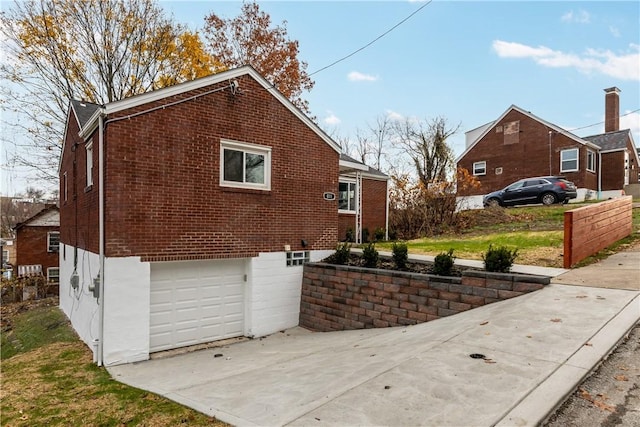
[563,196,633,268]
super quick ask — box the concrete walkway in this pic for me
[109,256,640,426]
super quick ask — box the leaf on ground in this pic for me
[593,400,616,412]
[614,375,628,381]
[484,359,496,364]
[584,342,593,346]
[480,321,489,325]
[551,318,562,323]
[576,295,588,299]
[526,335,532,338]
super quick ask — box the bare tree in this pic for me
[0,0,214,188]
[392,116,459,187]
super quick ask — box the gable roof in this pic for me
[70,99,101,128]
[71,65,341,154]
[456,105,600,162]
[14,205,59,230]
[583,129,631,153]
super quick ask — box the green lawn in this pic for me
[1,302,228,427]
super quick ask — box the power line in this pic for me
[309,1,433,77]
[568,108,640,133]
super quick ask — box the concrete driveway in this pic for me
[109,283,639,426]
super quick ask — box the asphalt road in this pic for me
[543,322,640,427]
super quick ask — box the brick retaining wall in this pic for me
[300,263,550,332]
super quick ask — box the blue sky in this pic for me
[165,0,640,163]
[1,0,638,195]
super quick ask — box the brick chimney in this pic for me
[604,87,620,132]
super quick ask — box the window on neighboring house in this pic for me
[560,148,578,172]
[47,267,59,283]
[338,181,356,212]
[586,150,596,172]
[86,141,93,187]
[47,232,60,253]
[473,161,486,176]
[220,140,271,190]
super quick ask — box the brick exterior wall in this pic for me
[601,151,625,191]
[338,178,388,241]
[16,226,59,275]
[300,263,549,331]
[457,109,598,196]
[60,73,340,261]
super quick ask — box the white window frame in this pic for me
[47,267,60,283]
[586,149,596,173]
[86,141,94,187]
[338,179,357,213]
[220,139,271,190]
[473,161,486,176]
[560,148,579,173]
[47,231,60,253]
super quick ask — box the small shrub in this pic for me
[374,227,385,242]
[392,241,409,270]
[483,244,518,273]
[432,249,456,276]
[345,228,354,242]
[332,243,351,265]
[362,243,379,268]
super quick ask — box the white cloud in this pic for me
[561,10,590,24]
[620,110,640,138]
[347,71,378,82]
[323,111,341,126]
[385,109,404,121]
[609,26,621,38]
[492,40,640,81]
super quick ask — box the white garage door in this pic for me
[150,259,245,353]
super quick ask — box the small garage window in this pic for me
[287,251,310,267]
[473,161,486,176]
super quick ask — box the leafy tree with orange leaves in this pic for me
[0,0,221,186]
[202,1,314,114]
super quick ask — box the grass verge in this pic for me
[1,302,228,426]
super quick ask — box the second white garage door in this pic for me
[150,259,245,353]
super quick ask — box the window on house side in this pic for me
[473,161,486,176]
[561,148,579,172]
[338,181,356,212]
[86,142,93,187]
[586,150,596,172]
[47,267,60,283]
[220,140,271,190]
[47,232,60,253]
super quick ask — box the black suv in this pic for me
[483,176,577,207]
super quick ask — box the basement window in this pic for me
[47,267,60,283]
[287,251,310,267]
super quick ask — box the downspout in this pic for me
[97,113,106,366]
[597,150,602,200]
[385,178,390,241]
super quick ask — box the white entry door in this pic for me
[150,259,245,352]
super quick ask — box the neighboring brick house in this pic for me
[457,87,638,207]
[338,153,389,243]
[13,205,60,282]
[58,66,387,366]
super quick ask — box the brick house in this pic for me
[13,205,60,282]
[338,153,389,243]
[58,66,388,366]
[457,87,638,208]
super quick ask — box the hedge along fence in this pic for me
[299,263,550,332]
[563,196,633,268]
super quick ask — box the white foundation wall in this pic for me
[102,257,150,366]
[59,244,101,359]
[246,250,332,337]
